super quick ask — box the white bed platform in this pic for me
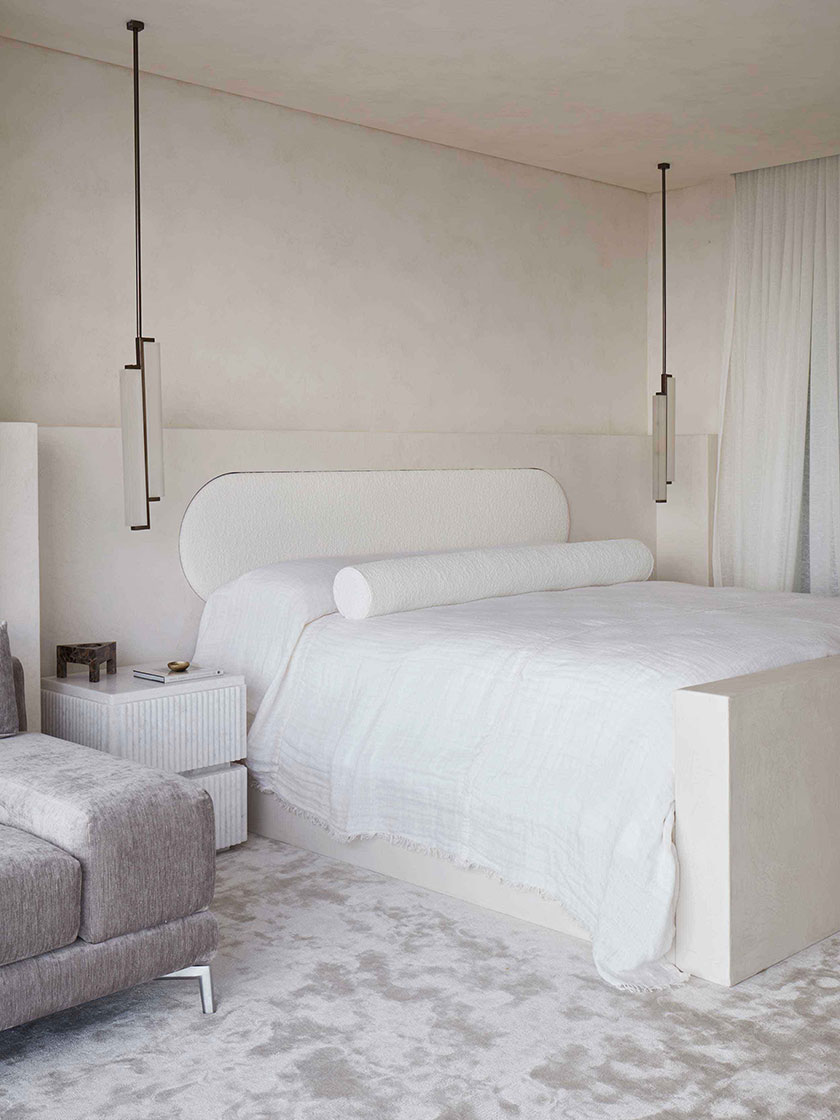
[181,467,840,987]
[248,788,591,940]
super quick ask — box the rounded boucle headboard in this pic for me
[179,468,569,600]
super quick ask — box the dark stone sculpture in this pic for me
[56,642,117,683]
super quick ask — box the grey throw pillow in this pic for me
[0,621,20,737]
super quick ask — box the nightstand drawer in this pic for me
[42,680,246,770]
[111,685,245,769]
[184,764,248,850]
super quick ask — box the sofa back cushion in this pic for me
[0,622,19,738]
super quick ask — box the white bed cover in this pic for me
[195,564,840,989]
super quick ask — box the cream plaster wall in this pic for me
[1,37,647,437]
[656,435,718,586]
[0,423,40,728]
[646,177,733,583]
[647,176,734,435]
[1,39,729,676]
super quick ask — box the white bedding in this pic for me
[195,565,840,988]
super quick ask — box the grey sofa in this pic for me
[0,650,219,1032]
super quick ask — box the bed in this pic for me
[181,468,840,988]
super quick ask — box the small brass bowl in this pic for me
[167,660,190,673]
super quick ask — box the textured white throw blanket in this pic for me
[333,539,653,619]
[196,565,840,988]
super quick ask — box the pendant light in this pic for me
[652,161,675,502]
[120,19,164,530]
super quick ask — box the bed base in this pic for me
[248,787,589,941]
[251,653,840,988]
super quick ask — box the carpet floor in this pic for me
[1,835,838,1120]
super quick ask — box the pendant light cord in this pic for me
[128,19,144,354]
[125,19,151,530]
[658,162,669,392]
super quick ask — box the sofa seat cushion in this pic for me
[0,824,81,966]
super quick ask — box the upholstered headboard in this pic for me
[179,468,569,600]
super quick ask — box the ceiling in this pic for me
[2,0,839,192]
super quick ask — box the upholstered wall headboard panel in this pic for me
[179,468,569,600]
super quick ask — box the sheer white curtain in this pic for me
[714,156,840,592]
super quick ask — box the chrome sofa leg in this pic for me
[162,964,216,1013]
[197,965,215,1014]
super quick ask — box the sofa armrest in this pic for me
[0,733,215,943]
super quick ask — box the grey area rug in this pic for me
[1,835,838,1120]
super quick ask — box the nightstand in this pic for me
[41,667,247,850]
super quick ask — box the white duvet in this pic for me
[195,564,840,989]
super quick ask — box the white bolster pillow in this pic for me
[333,539,654,620]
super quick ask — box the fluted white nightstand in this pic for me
[41,667,247,850]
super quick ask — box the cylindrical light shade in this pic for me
[142,340,164,501]
[652,392,667,502]
[120,367,148,528]
[665,374,675,485]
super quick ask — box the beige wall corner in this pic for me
[647,176,734,437]
[0,422,40,729]
[656,434,717,585]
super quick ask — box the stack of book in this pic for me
[132,664,224,685]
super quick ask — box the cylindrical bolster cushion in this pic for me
[333,539,654,620]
